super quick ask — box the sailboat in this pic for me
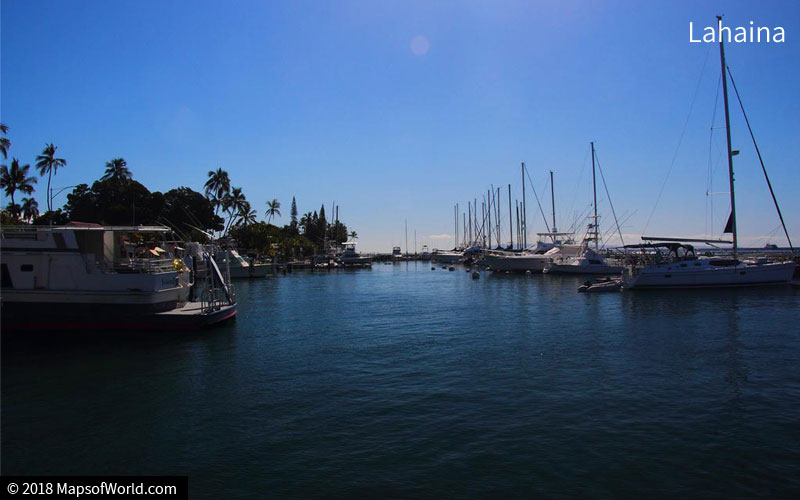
[544,143,623,275]
[482,170,577,273]
[624,17,796,289]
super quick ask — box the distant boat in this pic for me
[1,224,236,330]
[431,248,462,264]
[625,21,795,289]
[482,241,577,273]
[482,172,579,273]
[214,248,269,279]
[543,143,622,275]
[392,246,403,261]
[338,241,372,267]
[578,276,622,293]
[764,243,778,250]
[420,245,431,261]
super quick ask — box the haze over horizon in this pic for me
[2,0,798,252]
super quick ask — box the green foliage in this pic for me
[0,123,10,159]
[1,208,20,225]
[65,179,161,225]
[266,198,281,224]
[161,186,225,234]
[1,158,37,207]
[101,158,132,183]
[290,196,298,233]
[230,221,316,258]
[32,209,68,225]
[35,143,67,212]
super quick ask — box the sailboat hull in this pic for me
[545,263,623,275]
[482,253,549,272]
[625,260,796,289]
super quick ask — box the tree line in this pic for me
[0,123,354,258]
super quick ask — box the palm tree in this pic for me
[349,230,358,240]
[204,168,230,215]
[101,158,132,183]
[224,187,247,233]
[1,158,38,209]
[265,198,281,224]
[299,212,313,233]
[0,123,10,159]
[236,202,258,227]
[35,143,67,212]
[21,197,39,223]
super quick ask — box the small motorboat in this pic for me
[578,276,622,293]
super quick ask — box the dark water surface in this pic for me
[3,263,800,498]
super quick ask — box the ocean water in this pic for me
[3,262,800,498]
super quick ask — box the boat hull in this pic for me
[625,261,796,289]
[482,254,548,272]
[1,299,236,330]
[432,253,462,264]
[228,264,270,279]
[545,263,623,275]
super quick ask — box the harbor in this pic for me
[2,1,800,498]
[3,262,800,498]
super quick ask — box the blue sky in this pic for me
[2,0,798,251]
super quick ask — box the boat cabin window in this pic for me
[1,264,12,288]
[20,264,34,272]
[588,259,603,265]
[709,259,740,267]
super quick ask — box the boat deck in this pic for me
[155,302,237,328]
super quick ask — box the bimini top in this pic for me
[640,236,731,244]
[624,242,694,252]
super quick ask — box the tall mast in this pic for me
[550,170,557,234]
[508,184,513,249]
[718,14,738,258]
[496,187,501,245]
[521,162,527,249]
[405,218,409,257]
[591,142,598,251]
[468,203,472,244]
[487,189,492,248]
[453,206,457,250]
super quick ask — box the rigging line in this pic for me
[566,202,592,235]
[566,147,590,228]
[593,151,626,248]
[541,174,554,230]
[523,165,551,234]
[707,73,722,237]
[726,65,794,252]
[643,43,713,234]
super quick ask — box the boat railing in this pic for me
[126,257,177,274]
